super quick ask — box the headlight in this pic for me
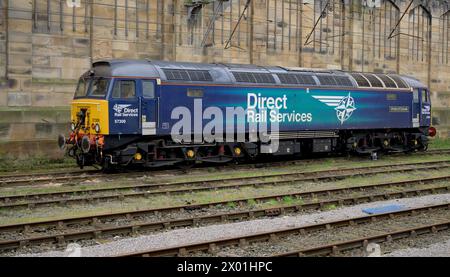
[94,123,101,133]
[71,122,76,131]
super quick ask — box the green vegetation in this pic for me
[282,196,294,204]
[247,199,257,206]
[0,155,74,173]
[267,199,279,206]
[226,202,236,209]
[296,198,305,205]
[323,204,337,211]
[429,138,450,150]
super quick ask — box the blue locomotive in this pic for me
[59,60,436,169]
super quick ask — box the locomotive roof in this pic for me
[88,59,426,90]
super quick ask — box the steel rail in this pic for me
[0,169,98,180]
[115,203,450,257]
[273,221,450,257]
[0,181,449,252]
[0,170,101,187]
[1,161,449,210]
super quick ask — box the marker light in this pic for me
[186,150,195,158]
[429,127,437,137]
[134,153,143,161]
[94,123,101,133]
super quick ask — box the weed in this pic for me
[267,199,279,206]
[282,196,294,204]
[429,138,450,150]
[323,204,337,210]
[247,199,257,206]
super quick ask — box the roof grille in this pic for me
[334,76,354,87]
[277,73,317,85]
[232,72,276,84]
[389,75,409,88]
[376,74,397,88]
[163,69,213,82]
[187,70,213,82]
[363,74,384,88]
[350,73,371,87]
[316,75,354,87]
[316,75,337,86]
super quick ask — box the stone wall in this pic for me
[1,0,450,157]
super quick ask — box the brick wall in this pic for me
[1,0,450,157]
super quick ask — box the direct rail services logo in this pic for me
[113,104,139,117]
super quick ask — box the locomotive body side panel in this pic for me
[156,84,414,136]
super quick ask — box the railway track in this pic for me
[1,160,449,210]
[1,175,449,253]
[0,148,448,188]
[272,221,450,257]
[0,170,102,187]
[0,157,331,187]
[115,203,450,257]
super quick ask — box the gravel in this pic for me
[384,238,450,257]
[192,209,450,257]
[18,193,450,257]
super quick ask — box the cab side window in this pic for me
[413,89,419,103]
[112,80,136,98]
[142,81,155,99]
[422,90,429,103]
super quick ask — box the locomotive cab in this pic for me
[60,73,110,168]
[59,61,160,169]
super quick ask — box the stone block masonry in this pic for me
[0,0,449,157]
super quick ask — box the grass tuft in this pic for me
[247,199,257,206]
[0,156,74,173]
[323,204,337,211]
[429,138,450,150]
[282,196,294,204]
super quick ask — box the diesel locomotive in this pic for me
[58,60,436,170]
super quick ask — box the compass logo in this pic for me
[312,92,357,124]
[335,93,357,124]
